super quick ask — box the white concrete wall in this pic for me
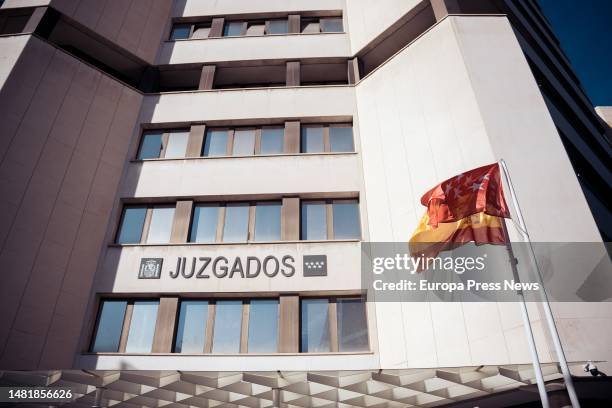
[140,86,356,124]
[354,16,610,370]
[157,33,350,65]
[345,0,422,54]
[98,242,361,294]
[123,154,360,199]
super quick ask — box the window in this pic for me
[212,300,242,353]
[190,204,220,243]
[146,206,175,244]
[300,200,360,240]
[301,201,327,240]
[125,301,159,353]
[301,124,354,153]
[337,298,368,351]
[320,18,343,33]
[224,21,246,36]
[116,206,147,244]
[137,129,189,159]
[259,127,284,154]
[189,201,282,243]
[223,203,249,242]
[91,300,127,352]
[138,131,163,159]
[301,297,368,353]
[301,126,325,153]
[116,205,176,244]
[301,299,330,352]
[248,300,279,352]
[164,130,189,159]
[174,300,208,353]
[254,202,281,241]
[232,129,256,156]
[332,200,360,239]
[266,19,288,35]
[170,24,191,40]
[203,129,229,156]
[93,296,367,354]
[329,126,354,152]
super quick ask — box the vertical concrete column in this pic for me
[170,200,193,243]
[281,197,300,241]
[152,297,179,353]
[347,58,361,84]
[284,121,300,153]
[199,65,216,90]
[186,124,206,157]
[288,14,301,33]
[286,61,300,86]
[209,17,225,37]
[279,295,299,352]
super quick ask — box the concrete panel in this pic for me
[0,37,144,369]
[141,86,356,124]
[158,33,350,65]
[177,0,344,18]
[123,154,361,199]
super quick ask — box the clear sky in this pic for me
[538,0,612,107]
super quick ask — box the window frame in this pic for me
[264,19,289,35]
[300,296,369,353]
[300,124,354,153]
[91,295,366,355]
[169,23,193,40]
[223,20,248,37]
[300,199,361,240]
[176,298,281,354]
[189,200,283,243]
[137,128,190,160]
[115,204,177,245]
[90,298,159,353]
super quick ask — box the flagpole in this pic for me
[499,159,581,408]
[501,219,550,408]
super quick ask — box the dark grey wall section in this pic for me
[0,35,143,369]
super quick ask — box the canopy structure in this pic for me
[0,364,574,407]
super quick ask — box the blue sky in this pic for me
[538,0,612,107]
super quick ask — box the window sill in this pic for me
[108,239,361,248]
[167,31,346,42]
[130,151,358,163]
[83,350,373,357]
[151,83,353,95]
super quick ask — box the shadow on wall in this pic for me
[75,0,187,370]
[0,0,184,370]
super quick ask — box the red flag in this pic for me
[420,163,510,227]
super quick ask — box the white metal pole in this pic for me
[502,220,550,408]
[499,159,581,408]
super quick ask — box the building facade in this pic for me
[0,0,611,406]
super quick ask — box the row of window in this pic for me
[170,17,343,41]
[91,297,368,354]
[137,124,354,160]
[116,199,361,244]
